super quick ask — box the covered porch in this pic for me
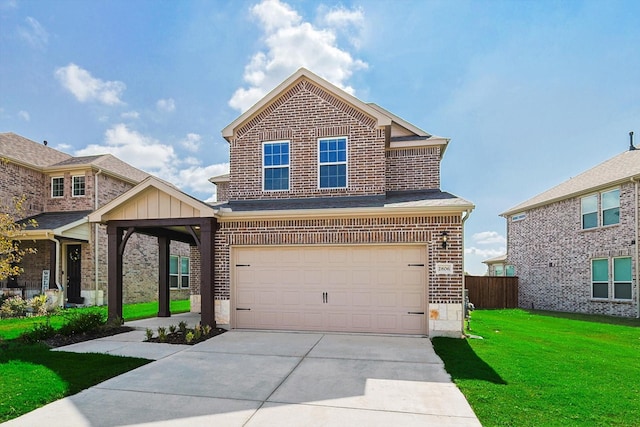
[88,177,218,327]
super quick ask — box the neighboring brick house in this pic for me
[502,146,640,317]
[207,68,474,336]
[0,133,189,305]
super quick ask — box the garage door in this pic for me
[233,245,426,334]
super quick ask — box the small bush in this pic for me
[145,328,154,341]
[58,310,106,336]
[185,331,194,343]
[28,295,48,317]
[168,324,177,334]
[21,320,56,343]
[157,327,167,342]
[178,321,188,334]
[0,296,28,318]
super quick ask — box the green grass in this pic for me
[0,299,190,340]
[0,299,189,422]
[0,341,150,422]
[433,309,640,427]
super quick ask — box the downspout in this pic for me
[461,208,472,332]
[94,169,103,306]
[47,234,63,307]
[633,176,639,318]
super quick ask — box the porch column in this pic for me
[200,218,216,328]
[107,225,123,322]
[158,235,171,317]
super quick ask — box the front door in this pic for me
[66,244,83,304]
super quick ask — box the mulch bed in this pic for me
[44,326,135,348]
[146,328,226,345]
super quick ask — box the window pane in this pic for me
[505,265,515,276]
[582,212,597,229]
[169,256,179,275]
[614,257,632,282]
[592,259,608,282]
[581,195,597,214]
[602,189,619,210]
[265,167,289,190]
[170,276,178,288]
[181,275,189,288]
[602,207,619,226]
[181,257,189,275]
[494,265,504,276]
[593,282,608,298]
[614,283,632,299]
[52,178,64,197]
[73,176,85,196]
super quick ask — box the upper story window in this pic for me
[318,137,347,189]
[51,177,64,198]
[263,141,289,191]
[73,175,86,197]
[581,188,620,230]
[601,189,620,226]
[581,194,598,229]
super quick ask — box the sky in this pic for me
[1,0,639,275]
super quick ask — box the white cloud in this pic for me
[121,111,139,119]
[472,231,506,245]
[228,0,367,112]
[465,247,506,259]
[54,63,126,105]
[17,110,30,121]
[75,124,176,171]
[156,98,176,113]
[180,133,201,152]
[55,143,72,152]
[18,17,48,49]
[173,163,230,202]
[317,5,364,48]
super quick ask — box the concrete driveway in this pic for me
[5,329,481,426]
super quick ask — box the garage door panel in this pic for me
[234,245,426,334]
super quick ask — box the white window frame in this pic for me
[262,140,290,192]
[169,255,190,290]
[72,175,86,197]
[591,258,609,299]
[601,188,620,227]
[51,176,64,198]
[511,213,527,222]
[581,194,598,230]
[612,256,632,300]
[318,136,348,189]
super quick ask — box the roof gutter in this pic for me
[94,169,103,307]
[461,208,473,334]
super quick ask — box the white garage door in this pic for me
[233,245,427,334]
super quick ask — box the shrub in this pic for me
[58,310,106,336]
[185,331,194,344]
[145,328,154,341]
[157,327,167,342]
[28,295,48,317]
[178,321,188,334]
[20,319,56,343]
[0,295,28,318]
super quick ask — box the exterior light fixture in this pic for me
[441,231,448,249]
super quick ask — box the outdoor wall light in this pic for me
[441,231,448,249]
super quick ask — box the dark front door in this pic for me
[66,245,83,304]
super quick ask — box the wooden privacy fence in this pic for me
[465,276,519,309]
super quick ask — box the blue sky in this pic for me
[1,0,639,275]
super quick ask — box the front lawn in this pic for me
[433,309,640,427]
[0,299,190,340]
[0,299,189,422]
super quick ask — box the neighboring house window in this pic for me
[613,257,632,300]
[505,265,515,277]
[601,189,620,226]
[169,256,190,289]
[318,137,347,189]
[494,264,504,276]
[73,176,86,197]
[263,141,289,191]
[51,177,64,198]
[581,195,598,229]
[591,258,609,299]
[511,213,527,222]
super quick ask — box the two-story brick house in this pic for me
[0,133,190,306]
[502,145,639,317]
[90,68,473,337]
[208,68,474,336]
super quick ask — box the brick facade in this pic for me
[385,147,441,191]
[507,181,638,317]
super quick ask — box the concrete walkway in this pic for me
[5,314,481,426]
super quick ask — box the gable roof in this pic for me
[88,176,216,223]
[223,68,425,141]
[502,149,640,216]
[0,132,148,184]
